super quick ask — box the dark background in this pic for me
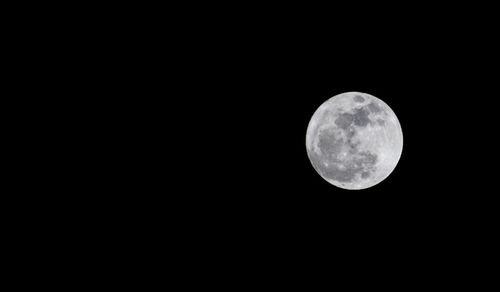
[8,3,497,284]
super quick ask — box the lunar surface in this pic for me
[306,92,403,190]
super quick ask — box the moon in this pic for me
[306,92,403,190]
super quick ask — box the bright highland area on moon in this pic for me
[306,92,403,190]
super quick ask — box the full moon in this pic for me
[306,92,403,190]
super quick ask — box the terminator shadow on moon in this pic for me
[306,92,403,190]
